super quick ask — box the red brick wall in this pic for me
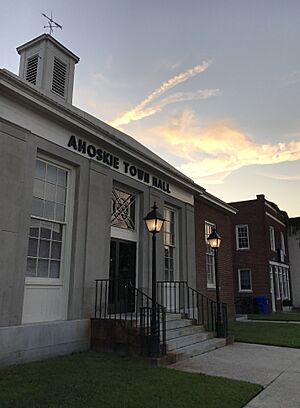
[230,195,289,312]
[194,197,236,319]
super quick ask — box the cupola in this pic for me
[17,34,79,104]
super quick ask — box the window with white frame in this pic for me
[280,232,286,255]
[238,269,252,292]
[164,207,176,281]
[236,225,250,250]
[274,266,281,299]
[26,158,69,279]
[111,188,136,230]
[270,226,276,251]
[205,222,216,288]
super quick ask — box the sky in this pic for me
[1,0,300,216]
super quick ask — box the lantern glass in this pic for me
[144,203,165,234]
[207,228,222,248]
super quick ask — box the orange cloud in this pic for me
[137,109,300,184]
[110,60,213,127]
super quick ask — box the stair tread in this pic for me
[174,337,226,356]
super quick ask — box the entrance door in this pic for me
[109,239,136,313]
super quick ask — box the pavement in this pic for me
[169,342,300,408]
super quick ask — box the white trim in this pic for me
[266,211,286,227]
[205,221,216,288]
[0,69,200,201]
[235,224,250,250]
[269,225,276,251]
[269,260,290,268]
[238,268,252,293]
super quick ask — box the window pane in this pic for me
[35,160,46,180]
[52,224,62,241]
[49,260,60,278]
[44,201,55,219]
[45,183,56,201]
[29,219,40,238]
[56,186,66,204]
[32,197,44,217]
[240,270,251,290]
[26,258,37,277]
[55,204,65,222]
[28,238,38,257]
[39,239,50,258]
[33,179,44,199]
[57,169,67,187]
[51,241,62,259]
[40,221,52,239]
[37,259,49,277]
[46,164,57,184]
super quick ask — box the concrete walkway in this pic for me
[169,342,300,408]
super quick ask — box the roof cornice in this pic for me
[0,68,206,195]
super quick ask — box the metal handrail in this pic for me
[157,280,228,336]
[94,278,166,356]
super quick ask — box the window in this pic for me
[111,188,135,230]
[274,266,281,300]
[238,269,252,292]
[280,232,286,255]
[26,159,69,279]
[164,207,176,281]
[270,226,276,251]
[205,222,215,288]
[236,225,250,250]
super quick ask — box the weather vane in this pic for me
[42,12,62,35]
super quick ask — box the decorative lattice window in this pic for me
[26,55,39,85]
[52,57,67,97]
[111,189,135,230]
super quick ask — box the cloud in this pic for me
[110,60,213,127]
[140,109,300,184]
[111,89,220,124]
[258,173,300,182]
[282,71,300,86]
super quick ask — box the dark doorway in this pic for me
[109,239,136,313]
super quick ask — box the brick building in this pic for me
[230,195,291,313]
[288,217,300,307]
[194,193,237,318]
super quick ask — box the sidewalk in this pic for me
[169,342,300,408]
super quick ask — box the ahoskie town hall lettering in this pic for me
[67,135,171,194]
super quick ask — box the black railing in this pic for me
[94,279,166,357]
[157,280,228,337]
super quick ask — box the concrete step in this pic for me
[165,318,195,331]
[166,324,205,340]
[165,313,186,321]
[171,337,226,363]
[166,331,214,351]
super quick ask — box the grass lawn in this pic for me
[0,352,261,408]
[229,320,300,348]
[248,312,300,322]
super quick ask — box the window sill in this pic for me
[239,290,253,293]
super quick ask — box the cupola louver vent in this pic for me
[51,57,67,97]
[26,55,39,85]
